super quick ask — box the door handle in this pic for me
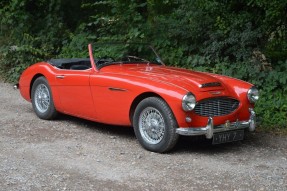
[56,75,65,79]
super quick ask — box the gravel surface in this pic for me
[0,81,286,191]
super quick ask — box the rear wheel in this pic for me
[31,77,58,119]
[133,97,179,153]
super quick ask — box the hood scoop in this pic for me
[199,82,221,88]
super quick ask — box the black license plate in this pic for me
[212,130,244,144]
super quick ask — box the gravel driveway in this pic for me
[0,81,286,191]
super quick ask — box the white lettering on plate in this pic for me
[218,133,231,142]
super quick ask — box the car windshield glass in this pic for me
[92,43,163,68]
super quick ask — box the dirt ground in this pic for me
[0,81,286,191]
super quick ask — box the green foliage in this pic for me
[0,0,69,82]
[0,0,286,130]
[0,34,48,81]
[58,32,90,58]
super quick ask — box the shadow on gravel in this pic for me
[174,133,262,154]
[55,113,135,139]
[48,113,275,153]
[174,131,274,154]
[174,136,240,154]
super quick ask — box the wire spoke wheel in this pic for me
[34,84,50,113]
[31,77,58,120]
[139,107,165,145]
[133,97,179,153]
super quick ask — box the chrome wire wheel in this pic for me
[139,107,165,145]
[34,84,50,113]
[31,77,58,120]
[133,97,179,153]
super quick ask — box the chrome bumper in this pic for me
[176,108,256,139]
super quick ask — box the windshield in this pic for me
[91,43,164,69]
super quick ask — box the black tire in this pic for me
[133,97,179,153]
[31,76,58,120]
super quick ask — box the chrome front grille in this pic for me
[194,97,240,117]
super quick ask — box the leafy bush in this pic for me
[0,0,68,82]
[0,41,46,82]
[58,31,90,58]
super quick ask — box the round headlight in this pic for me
[247,86,259,103]
[182,93,196,111]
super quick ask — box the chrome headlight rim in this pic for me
[182,92,196,111]
[247,86,259,103]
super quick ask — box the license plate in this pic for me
[212,130,244,144]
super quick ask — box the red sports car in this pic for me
[17,43,259,153]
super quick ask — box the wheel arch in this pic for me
[129,92,165,124]
[29,73,46,99]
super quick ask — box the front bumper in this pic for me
[176,108,256,139]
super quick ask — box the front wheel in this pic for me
[31,77,58,120]
[133,97,179,153]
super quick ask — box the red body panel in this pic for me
[19,62,253,128]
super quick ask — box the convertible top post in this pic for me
[88,44,98,71]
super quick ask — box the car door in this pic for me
[55,69,96,119]
[89,72,135,126]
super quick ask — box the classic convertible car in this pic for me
[17,43,259,153]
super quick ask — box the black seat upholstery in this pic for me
[70,65,90,70]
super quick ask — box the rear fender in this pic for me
[19,63,63,111]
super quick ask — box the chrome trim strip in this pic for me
[176,108,256,139]
[108,87,127,92]
[56,75,65,79]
